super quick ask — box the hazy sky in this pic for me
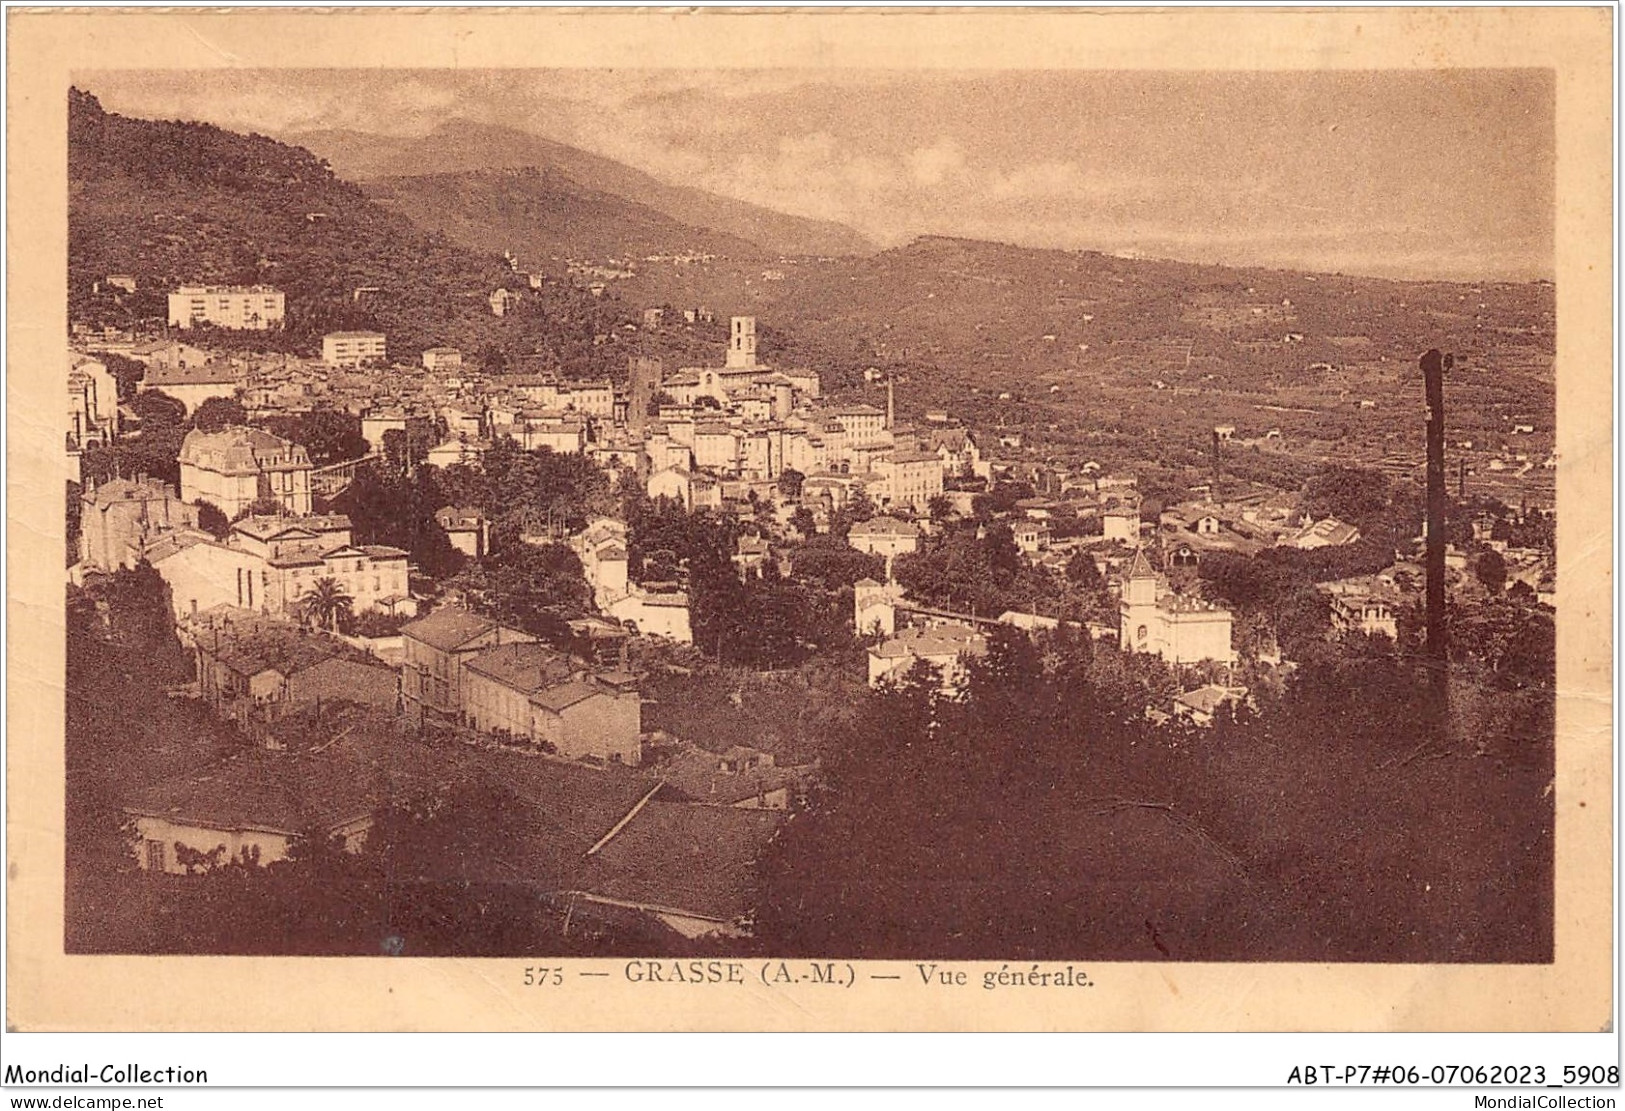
[85,68,1554,281]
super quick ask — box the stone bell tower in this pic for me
[726,316,758,370]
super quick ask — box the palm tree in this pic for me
[301,576,353,632]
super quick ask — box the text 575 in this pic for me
[523,966,564,986]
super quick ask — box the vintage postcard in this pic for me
[5,6,1613,1034]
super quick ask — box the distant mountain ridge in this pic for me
[286,119,876,258]
[364,167,769,267]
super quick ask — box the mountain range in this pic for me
[284,120,875,259]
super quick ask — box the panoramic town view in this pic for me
[65,70,1556,961]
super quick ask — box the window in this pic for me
[1136,625,1149,643]
[145,840,166,872]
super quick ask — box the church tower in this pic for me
[726,316,758,370]
[1119,547,1162,654]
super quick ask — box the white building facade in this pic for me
[168,286,285,330]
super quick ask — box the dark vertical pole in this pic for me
[1420,349,1450,711]
[1211,428,1221,499]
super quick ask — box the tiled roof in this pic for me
[1175,685,1248,717]
[392,760,659,888]
[850,516,920,538]
[178,426,310,474]
[530,679,603,713]
[1289,517,1362,547]
[201,619,353,677]
[290,657,398,708]
[84,476,177,508]
[400,607,499,652]
[233,514,350,541]
[126,751,373,835]
[144,363,243,386]
[657,745,812,808]
[871,623,987,660]
[126,732,458,839]
[142,531,214,564]
[578,801,783,924]
[464,641,574,695]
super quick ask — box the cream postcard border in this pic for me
[5,6,1613,1033]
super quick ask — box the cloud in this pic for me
[702,131,908,225]
[905,138,965,187]
[986,160,1089,200]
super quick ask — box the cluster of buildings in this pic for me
[161,284,379,367]
[73,425,413,625]
[631,317,978,522]
[143,507,412,624]
[561,516,693,644]
[398,607,643,765]
[178,605,399,727]
[71,264,1564,956]
[75,300,986,536]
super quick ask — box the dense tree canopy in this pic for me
[756,619,1552,962]
[330,465,463,580]
[260,409,369,468]
[891,522,1092,622]
[191,396,247,434]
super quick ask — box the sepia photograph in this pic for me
[7,6,1613,1042]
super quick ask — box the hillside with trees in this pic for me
[613,235,1555,489]
[68,89,622,374]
